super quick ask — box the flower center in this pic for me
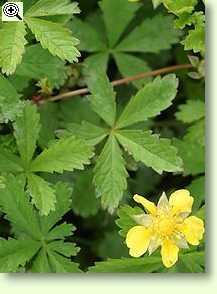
[155,215,175,237]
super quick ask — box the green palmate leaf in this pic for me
[0,148,23,173]
[163,0,198,16]
[187,176,205,212]
[27,174,56,216]
[114,52,151,88]
[94,135,128,212]
[0,239,40,273]
[14,102,40,169]
[173,138,204,175]
[116,14,180,53]
[0,22,27,75]
[87,69,116,127]
[116,204,144,237]
[176,99,205,123]
[38,182,72,236]
[66,121,108,146]
[30,136,93,173]
[0,72,23,123]
[99,0,141,47]
[25,0,80,17]
[70,17,107,52]
[116,130,183,174]
[0,174,42,239]
[15,44,68,88]
[25,17,80,63]
[71,169,100,218]
[89,256,162,273]
[117,74,178,129]
[47,251,81,273]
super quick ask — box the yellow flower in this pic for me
[126,190,205,268]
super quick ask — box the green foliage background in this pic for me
[0,0,205,273]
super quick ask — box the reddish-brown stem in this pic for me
[44,63,192,103]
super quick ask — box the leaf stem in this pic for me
[43,63,192,103]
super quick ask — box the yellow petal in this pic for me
[180,216,205,245]
[126,226,151,257]
[169,189,193,215]
[161,239,179,268]
[133,194,157,215]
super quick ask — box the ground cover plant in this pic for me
[0,0,205,273]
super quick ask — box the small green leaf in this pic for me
[94,135,128,212]
[116,204,146,237]
[163,0,198,16]
[89,256,162,273]
[0,22,27,75]
[187,176,205,212]
[116,14,180,53]
[0,239,40,273]
[0,73,24,123]
[27,174,56,216]
[0,148,23,173]
[25,0,80,17]
[176,100,205,123]
[14,102,40,169]
[99,0,141,47]
[46,223,74,240]
[87,69,117,127]
[66,121,108,146]
[25,17,80,63]
[70,17,107,52]
[39,182,72,236]
[30,136,93,173]
[0,174,42,240]
[114,52,151,88]
[48,251,81,273]
[117,74,178,129]
[15,44,68,88]
[173,138,204,175]
[116,130,183,174]
[31,248,51,273]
